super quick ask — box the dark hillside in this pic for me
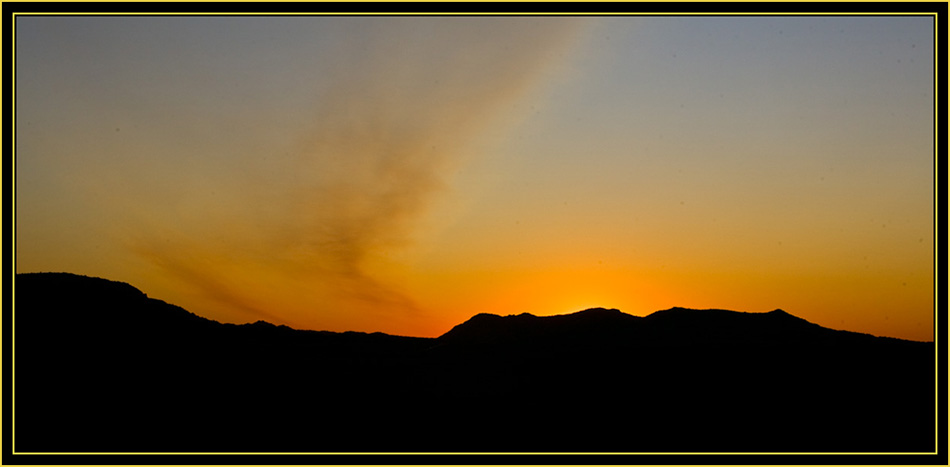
[13,273,936,454]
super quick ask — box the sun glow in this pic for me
[15,16,934,342]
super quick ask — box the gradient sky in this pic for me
[15,15,935,340]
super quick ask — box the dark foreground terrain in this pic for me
[13,273,937,453]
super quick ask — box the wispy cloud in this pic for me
[130,17,588,332]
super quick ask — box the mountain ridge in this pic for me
[12,272,937,454]
[16,272,928,345]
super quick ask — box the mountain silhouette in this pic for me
[13,272,936,454]
[439,306,842,348]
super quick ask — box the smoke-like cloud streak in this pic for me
[132,17,589,333]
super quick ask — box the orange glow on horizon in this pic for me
[15,16,934,343]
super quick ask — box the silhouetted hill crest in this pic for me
[16,272,930,351]
[16,272,216,332]
[14,272,936,453]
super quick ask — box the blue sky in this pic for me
[16,15,935,339]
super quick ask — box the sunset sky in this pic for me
[15,15,935,340]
